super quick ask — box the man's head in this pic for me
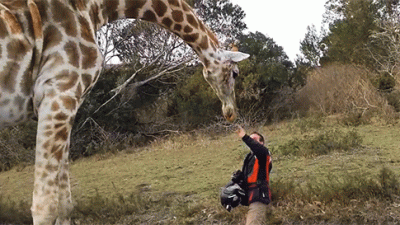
[250,132,265,145]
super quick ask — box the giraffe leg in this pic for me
[31,92,75,225]
[55,156,73,225]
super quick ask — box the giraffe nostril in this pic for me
[225,111,236,122]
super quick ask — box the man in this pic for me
[236,125,272,225]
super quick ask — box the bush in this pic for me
[295,64,396,122]
[384,89,400,112]
[277,128,362,157]
[272,167,400,204]
[169,68,221,127]
[0,195,32,224]
[0,121,36,171]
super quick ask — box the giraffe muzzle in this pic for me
[224,108,237,122]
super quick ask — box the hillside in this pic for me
[1,119,400,224]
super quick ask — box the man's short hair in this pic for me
[251,131,264,143]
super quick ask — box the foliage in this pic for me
[322,0,379,65]
[235,32,301,121]
[192,0,247,45]
[0,121,36,171]
[168,67,221,126]
[299,25,324,67]
[368,19,400,89]
[294,64,396,122]
[2,121,400,224]
[0,196,32,224]
[277,128,362,157]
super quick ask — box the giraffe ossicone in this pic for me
[0,0,250,224]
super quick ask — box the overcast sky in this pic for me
[229,0,326,62]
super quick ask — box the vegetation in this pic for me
[1,120,400,224]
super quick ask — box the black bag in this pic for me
[220,170,247,211]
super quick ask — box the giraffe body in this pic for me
[0,0,249,224]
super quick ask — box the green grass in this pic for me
[1,118,400,224]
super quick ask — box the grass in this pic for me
[1,118,400,224]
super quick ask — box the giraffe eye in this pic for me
[232,69,239,79]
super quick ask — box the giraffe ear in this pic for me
[223,51,250,62]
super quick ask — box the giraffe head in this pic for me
[202,50,249,122]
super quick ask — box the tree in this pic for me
[299,25,324,67]
[234,32,297,120]
[322,0,379,65]
[192,0,247,46]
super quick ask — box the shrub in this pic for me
[295,64,395,122]
[272,167,400,205]
[384,89,400,112]
[169,68,221,127]
[0,121,36,171]
[0,195,32,224]
[277,128,362,157]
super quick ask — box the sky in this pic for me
[229,0,326,62]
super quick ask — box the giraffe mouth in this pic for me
[223,106,237,122]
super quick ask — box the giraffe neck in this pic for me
[86,0,220,66]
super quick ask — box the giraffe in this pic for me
[0,0,249,224]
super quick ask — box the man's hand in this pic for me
[236,125,246,138]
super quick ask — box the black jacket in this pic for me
[241,134,272,204]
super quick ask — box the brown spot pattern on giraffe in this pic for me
[45,164,58,172]
[125,0,146,18]
[44,130,53,137]
[79,16,95,42]
[174,24,182,32]
[184,25,193,33]
[81,74,92,91]
[75,83,83,98]
[34,0,48,22]
[28,1,43,39]
[80,44,97,69]
[3,10,23,34]
[183,33,199,43]
[13,95,25,111]
[42,140,50,150]
[199,35,209,50]
[55,112,68,121]
[60,96,77,111]
[41,171,49,179]
[55,127,68,141]
[39,52,64,73]
[168,0,180,7]
[89,3,101,26]
[55,70,79,92]
[20,66,33,96]
[143,10,157,22]
[51,102,59,111]
[7,39,30,61]
[54,148,63,161]
[70,0,87,11]
[0,16,9,38]
[186,14,198,29]
[103,0,119,21]
[43,25,63,50]
[64,41,80,68]
[54,123,64,129]
[152,0,168,17]
[0,61,19,93]
[52,0,77,36]
[172,10,183,22]
[161,17,173,28]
